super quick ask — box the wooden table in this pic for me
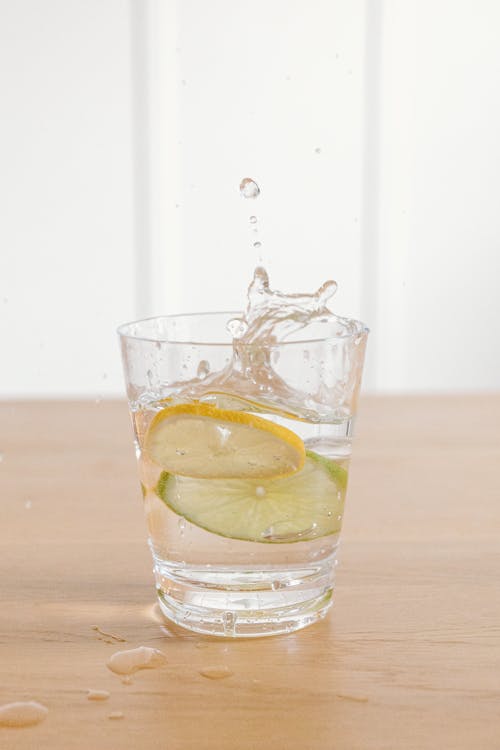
[1,396,499,749]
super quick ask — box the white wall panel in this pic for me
[0,0,136,397]
[374,0,500,391]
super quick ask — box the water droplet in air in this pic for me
[249,215,257,224]
[0,702,48,728]
[178,518,186,533]
[102,373,108,380]
[239,178,260,199]
[271,580,281,591]
[0,452,3,462]
[25,500,32,510]
[255,486,266,498]
[253,241,262,249]
[227,318,248,339]
[175,449,186,456]
[314,147,322,154]
[197,360,210,379]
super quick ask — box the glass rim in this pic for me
[117,311,369,348]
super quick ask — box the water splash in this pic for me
[166,266,365,421]
[197,360,210,379]
[158,181,366,421]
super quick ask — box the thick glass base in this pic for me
[154,555,336,637]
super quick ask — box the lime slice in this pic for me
[155,450,348,543]
[144,403,305,480]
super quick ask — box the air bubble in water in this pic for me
[239,178,260,199]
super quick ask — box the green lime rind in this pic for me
[154,451,348,544]
[305,449,348,491]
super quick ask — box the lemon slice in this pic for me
[154,451,348,543]
[144,403,305,479]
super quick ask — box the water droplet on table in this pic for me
[239,178,260,199]
[108,711,125,720]
[106,646,166,676]
[87,690,110,702]
[0,701,48,728]
[199,666,233,680]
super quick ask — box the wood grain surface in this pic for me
[1,396,499,749]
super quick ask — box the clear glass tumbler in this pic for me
[118,312,368,637]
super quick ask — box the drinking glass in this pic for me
[118,312,368,637]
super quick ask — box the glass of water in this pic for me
[118,308,368,637]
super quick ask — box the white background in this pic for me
[1,0,499,397]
